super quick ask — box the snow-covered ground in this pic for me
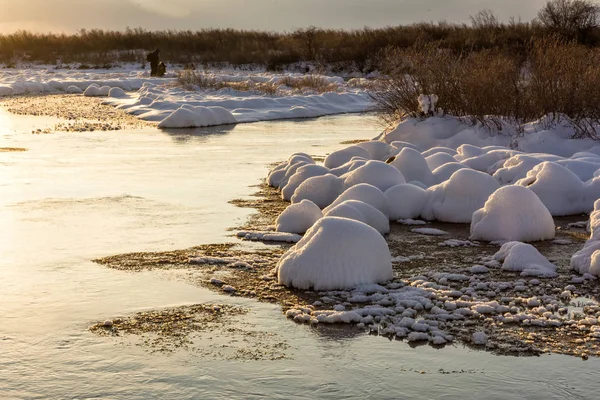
[0,65,373,127]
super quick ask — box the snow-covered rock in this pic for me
[494,242,558,278]
[516,161,594,216]
[108,87,127,98]
[324,145,371,169]
[421,169,499,223]
[324,183,389,217]
[355,141,396,161]
[343,160,406,192]
[390,148,435,187]
[432,162,471,184]
[470,185,555,242]
[277,217,393,290]
[384,184,427,220]
[325,200,390,234]
[276,199,323,234]
[291,174,344,209]
[281,164,330,201]
[571,199,600,276]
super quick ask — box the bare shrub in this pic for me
[537,0,600,41]
[372,39,600,138]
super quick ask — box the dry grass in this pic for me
[279,75,338,93]
[372,38,600,138]
[176,70,339,95]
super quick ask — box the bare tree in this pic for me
[537,0,600,35]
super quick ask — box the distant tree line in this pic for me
[0,0,599,71]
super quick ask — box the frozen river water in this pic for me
[1,108,599,399]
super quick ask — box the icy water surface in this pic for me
[1,109,599,399]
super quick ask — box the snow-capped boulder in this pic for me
[470,185,555,242]
[384,184,427,220]
[66,85,83,94]
[330,158,368,177]
[390,148,435,187]
[425,152,456,171]
[494,241,557,278]
[516,162,587,216]
[432,162,471,184]
[108,87,127,98]
[291,174,344,209]
[421,146,457,158]
[281,164,330,201]
[421,169,500,223]
[325,200,390,234]
[454,144,484,162]
[276,199,323,234]
[277,217,393,290]
[343,160,406,192]
[324,145,371,169]
[323,183,389,217]
[355,141,396,160]
[571,199,600,276]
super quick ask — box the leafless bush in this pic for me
[372,39,600,138]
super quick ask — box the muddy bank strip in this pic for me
[1,94,149,132]
[92,179,600,358]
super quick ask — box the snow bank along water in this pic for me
[0,67,373,128]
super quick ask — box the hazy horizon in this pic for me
[0,0,551,34]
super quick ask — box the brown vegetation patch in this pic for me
[1,94,148,132]
[0,147,27,152]
[89,303,289,359]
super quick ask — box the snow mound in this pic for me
[455,144,484,162]
[83,84,107,97]
[421,169,500,223]
[384,184,427,220]
[494,242,558,278]
[157,106,237,129]
[431,162,471,184]
[571,199,600,276]
[421,146,457,158]
[390,148,435,187]
[324,145,371,169]
[343,160,406,192]
[325,200,390,234]
[267,153,314,188]
[355,141,396,161]
[461,149,517,172]
[281,164,330,201]
[329,158,368,177]
[291,174,344,209]
[516,162,591,216]
[276,199,323,234]
[66,85,83,94]
[108,87,127,98]
[324,183,389,217]
[425,152,456,171]
[277,217,393,290]
[493,155,545,185]
[470,185,555,242]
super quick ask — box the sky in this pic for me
[0,0,552,33]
